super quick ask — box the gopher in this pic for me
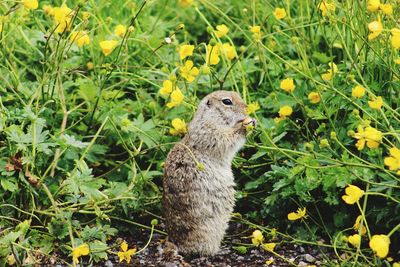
[163,90,256,256]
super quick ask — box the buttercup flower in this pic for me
[179,0,194,7]
[273,8,287,20]
[352,85,365,98]
[246,102,260,115]
[100,40,118,56]
[279,106,293,118]
[114,24,127,37]
[287,207,307,221]
[0,16,7,33]
[82,11,90,20]
[70,31,90,47]
[384,147,400,174]
[390,28,400,49]
[342,185,364,204]
[159,80,173,96]
[354,125,382,150]
[118,241,136,263]
[380,4,393,15]
[368,96,383,109]
[180,60,199,82]
[52,4,73,33]
[72,243,90,265]
[170,118,187,135]
[318,0,336,16]
[43,5,53,15]
[353,215,367,235]
[280,78,295,93]
[251,230,264,246]
[262,243,277,252]
[367,0,380,12]
[321,71,333,81]
[348,234,361,247]
[368,21,383,40]
[23,0,38,10]
[167,88,184,108]
[369,234,390,258]
[207,44,220,65]
[250,25,261,41]
[179,45,194,60]
[215,24,229,38]
[221,43,237,60]
[308,92,321,104]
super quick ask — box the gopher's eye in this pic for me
[222,98,233,106]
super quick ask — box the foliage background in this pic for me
[0,0,399,265]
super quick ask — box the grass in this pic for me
[0,0,399,266]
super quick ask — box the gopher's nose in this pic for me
[242,117,257,128]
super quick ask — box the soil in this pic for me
[99,222,332,267]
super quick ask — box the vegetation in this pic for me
[0,0,399,265]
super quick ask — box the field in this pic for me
[0,0,399,266]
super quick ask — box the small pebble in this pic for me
[104,260,113,267]
[304,253,316,263]
[298,261,308,267]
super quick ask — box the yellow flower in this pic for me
[100,40,118,56]
[328,62,338,74]
[0,16,7,33]
[308,92,321,104]
[390,28,400,49]
[279,106,293,118]
[23,0,38,10]
[367,0,380,12]
[368,21,383,40]
[280,78,295,93]
[393,263,400,267]
[246,102,260,115]
[70,31,90,47]
[72,243,90,265]
[221,43,237,60]
[215,24,229,38]
[251,230,264,246]
[180,60,199,82]
[52,5,73,33]
[179,45,195,60]
[348,234,361,247]
[321,71,333,81]
[179,0,194,7]
[342,185,364,204]
[82,11,90,21]
[287,207,307,221]
[273,8,287,20]
[262,243,277,252]
[170,118,187,135]
[250,26,261,41]
[118,241,136,263]
[353,215,367,235]
[160,80,173,96]
[43,5,53,15]
[369,235,390,258]
[384,147,400,175]
[352,85,365,98]
[380,4,393,15]
[87,62,94,70]
[167,88,184,108]
[368,96,383,109]
[395,59,400,64]
[207,44,220,65]
[354,125,382,150]
[318,1,336,16]
[114,24,127,37]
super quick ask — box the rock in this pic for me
[304,253,316,263]
[104,260,113,267]
[298,261,308,267]
[299,246,306,253]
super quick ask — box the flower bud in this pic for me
[330,131,337,139]
[319,139,329,148]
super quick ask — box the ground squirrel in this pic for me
[163,90,256,256]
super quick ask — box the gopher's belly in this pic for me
[164,160,236,256]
